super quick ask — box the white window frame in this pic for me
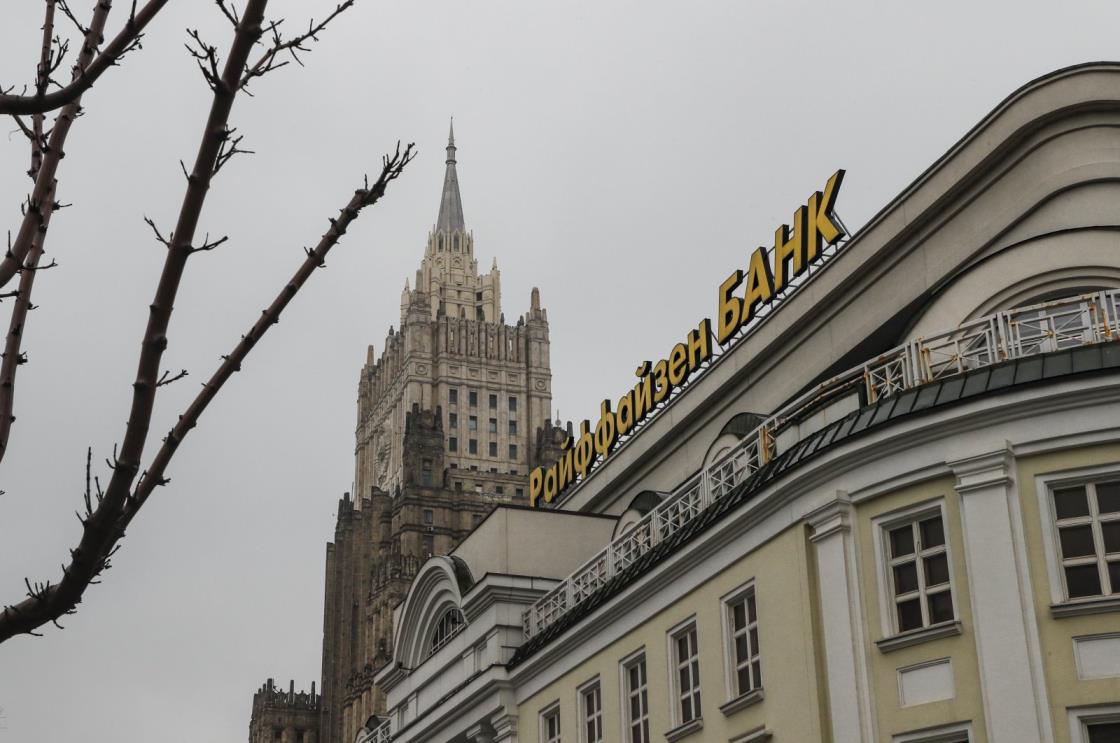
[891,719,972,742]
[1067,702,1120,742]
[539,701,561,743]
[1036,464,1120,607]
[577,676,603,743]
[619,648,650,743]
[666,617,703,727]
[872,498,958,638]
[719,580,762,703]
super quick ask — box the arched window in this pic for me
[428,607,464,657]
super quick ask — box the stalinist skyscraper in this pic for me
[248,123,562,743]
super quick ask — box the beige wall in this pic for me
[516,526,824,742]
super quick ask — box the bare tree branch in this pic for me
[0,0,170,116]
[240,0,356,89]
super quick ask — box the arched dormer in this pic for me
[391,556,474,669]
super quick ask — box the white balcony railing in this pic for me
[522,289,1120,640]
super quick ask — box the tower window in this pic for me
[421,459,433,487]
[489,393,498,409]
[489,441,498,457]
[469,439,478,454]
[489,418,498,433]
[509,444,518,460]
[448,437,458,452]
[496,486,504,495]
[422,535,434,557]
[449,412,458,428]
[455,481,463,491]
[508,396,517,412]
[468,390,478,407]
[449,389,458,405]
[469,416,478,431]
[508,420,517,435]
[422,509,433,525]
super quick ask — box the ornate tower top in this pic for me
[435,118,465,233]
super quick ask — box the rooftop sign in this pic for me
[529,171,847,507]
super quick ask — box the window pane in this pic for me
[751,659,762,687]
[749,627,759,654]
[746,594,756,622]
[928,590,954,624]
[893,562,919,594]
[1086,720,1120,743]
[680,697,692,723]
[924,553,950,586]
[890,525,915,557]
[736,666,750,693]
[1066,563,1103,598]
[1109,561,1120,593]
[678,666,690,693]
[677,636,689,660]
[919,516,945,548]
[1103,521,1120,554]
[629,666,638,689]
[1054,486,1090,519]
[1098,481,1120,514]
[897,598,922,631]
[734,634,748,663]
[1059,525,1097,558]
[732,602,746,630]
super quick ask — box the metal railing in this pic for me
[357,719,393,743]
[522,289,1120,640]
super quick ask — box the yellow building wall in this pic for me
[1016,443,1120,742]
[516,525,825,742]
[855,476,988,741]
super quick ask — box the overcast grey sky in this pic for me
[2,1,1119,740]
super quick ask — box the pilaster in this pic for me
[806,493,876,743]
[949,447,1052,743]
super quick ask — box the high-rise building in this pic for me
[249,124,562,743]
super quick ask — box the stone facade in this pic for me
[249,679,320,743]
[251,123,559,743]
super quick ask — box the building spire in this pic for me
[435,117,465,232]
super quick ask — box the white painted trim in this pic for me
[537,700,560,743]
[718,579,757,704]
[618,647,647,743]
[575,675,602,743]
[1034,462,1120,606]
[1067,702,1120,742]
[891,719,972,742]
[896,657,954,708]
[664,615,700,729]
[1072,631,1120,680]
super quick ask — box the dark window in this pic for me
[509,396,517,412]
[728,589,761,697]
[422,535,434,557]
[448,437,458,452]
[509,420,517,435]
[496,486,504,495]
[509,444,518,460]
[489,418,498,434]
[449,389,458,405]
[516,488,524,497]
[1088,721,1120,742]
[489,441,498,457]
[489,394,498,409]
[421,459,433,487]
[423,509,433,525]
[449,412,458,428]
[455,481,463,491]
[469,439,478,455]
[468,416,478,431]
[472,514,483,526]
[469,390,478,407]
[1053,480,1120,600]
[885,512,954,633]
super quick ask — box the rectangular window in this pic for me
[469,389,478,407]
[448,437,458,453]
[489,393,498,410]
[489,441,498,457]
[540,706,561,743]
[1052,479,1120,599]
[454,481,462,491]
[509,396,518,412]
[421,459,433,487]
[726,588,761,697]
[489,417,498,434]
[516,487,524,497]
[622,654,650,743]
[449,412,458,428]
[469,439,478,455]
[579,681,603,743]
[496,485,504,495]
[885,512,954,633]
[671,624,702,724]
[449,389,458,405]
[509,420,518,435]
[422,509,433,525]
[469,415,478,431]
[422,535,433,557]
[509,444,518,460]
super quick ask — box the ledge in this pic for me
[1051,596,1120,618]
[720,688,765,716]
[664,717,704,742]
[729,725,773,743]
[876,620,962,653]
